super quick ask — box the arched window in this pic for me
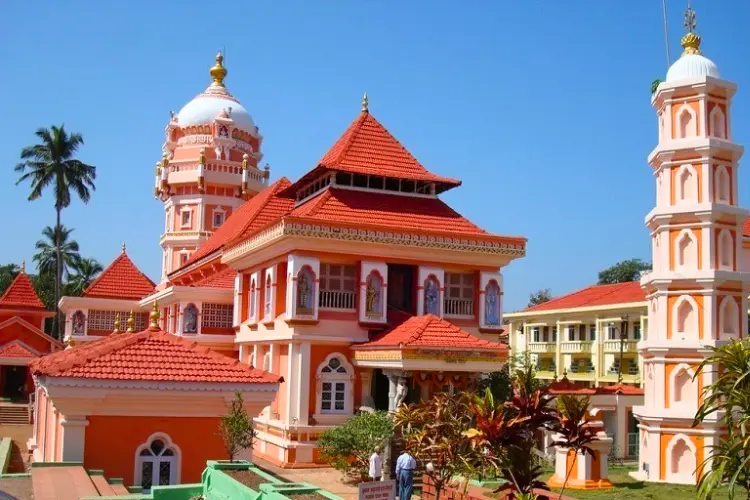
[248,279,257,321]
[316,354,354,416]
[676,164,698,203]
[676,230,697,270]
[264,275,272,318]
[423,276,440,315]
[674,296,698,341]
[71,311,86,335]
[135,433,180,491]
[718,229,734,270]
[710,106,726,139]
[674,369,693,405]
[182,304,198,334]
[667,435,696,483]
[365,272,383,318]
[296,267,315,315]
[715,165,731,204]
[678,105,697,139]
[719,296,739,340]
[484,280,501,326]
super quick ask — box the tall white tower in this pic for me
[634,10,750,484]
[155,53,269,281]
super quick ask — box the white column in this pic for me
[253,345,259,368]
[387,373,398,411]
[177,303,185,335]
[286,342,298,425]
[296,342,311,426]
[615,396,628,458]
[60,415,89,462]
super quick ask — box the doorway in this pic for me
[372,369,390,411]
[387,264,416,314]
[1,366,28,401]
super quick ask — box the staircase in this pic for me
[0,403,30,425]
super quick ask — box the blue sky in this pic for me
[1,1,748,311]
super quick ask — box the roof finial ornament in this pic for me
[242,153,249,170]
[149,301,160,330]
[680,3,702,56]
[209,51,228,87]
[126,310,136,332]
[361,92,369,113]
[113,312,121,334]
[121,241,126,254]
[199,147,206,165]
[20,260,25,273]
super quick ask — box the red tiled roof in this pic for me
[180,178,294,269]
[289,188,510,239]
[0,341,40,359]
[291,111,460,192]
[524,281,646,313]
[192,267,237,289]
[30,328,282,384]
[84,252,156,301]
[353,314,508,351]
[0,317,62,348]
[0,272,45,310]
[743,216,750,237]
[548,377,643,396]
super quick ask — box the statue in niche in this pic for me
[394,377,409,409]
[485,282,500,325]
[297,270,313,313]
[183,304,198,334]
[72,311,85,335]
[424,279,439,315]
[219,125,228,138]
[366,274,382,317]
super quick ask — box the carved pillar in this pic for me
[387,373,398,412]
[360,369,373,407]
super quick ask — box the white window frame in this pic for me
[444,272,475,317]
[134,432,181,491]
[212,207,226,229]
[180,208,192,229]
[319,263,357,310]
[531,327,540,343]
[179,250,190,266]
[314,353,355,424]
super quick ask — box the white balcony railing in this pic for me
[529,342,556,354]
[319,290,355,310]
[603,340,639,353]
[560,341,593,354]
[443,298,474,317]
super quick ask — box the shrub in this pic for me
[318,411,393,477]
[218,392,256,462]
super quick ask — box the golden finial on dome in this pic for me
[199,147,206,165]
[113,312,121,334]
[210,51,228,87]
[149,301,160,330]
[680,5,702,56]
[161,152,169,168]
[242,153,249,170]
[126,310,135,332]
[361,92,369,113]
[65,336,76,348]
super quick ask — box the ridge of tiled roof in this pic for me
[0,272,46,310]
[0,340,40,358]
[84,252,156,301]
[30,328,282,384]
[0,317,63,347]
[290,111,460,192]
[523,281,646,313]
[353,314,507,351]
[179,177,294,269]
[191,267,237,289]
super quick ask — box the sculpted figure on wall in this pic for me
[485,281,500,325]
[183,304,198,334]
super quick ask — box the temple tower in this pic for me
[155,53,270,281]
[634,9,750,484]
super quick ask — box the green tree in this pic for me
[651,79,662,95]
[528,289,552,308]
[0,264,20,296]
[33,226,80,279]
[695,339,750,500]
[15,125,96,338]
[218,392,255,462]
[597,258,651,285]
[319,411,393,478]
[66,257,103,296]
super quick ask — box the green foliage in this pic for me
[66,257,103,296]
[651,79,662,95]
[478,367,513,404]
[527,289,552,308]
[34,225,80,279]
[318,411,393,477]
[0,264,20,296]
[218,392,256,462]
[597,258,651,285]
[552,395,597,499]
[695,339,750,500]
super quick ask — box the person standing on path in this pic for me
[369,446,383,481]
[395,450,416,500]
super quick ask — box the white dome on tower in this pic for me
[175,53,258,135]
[665,32,719,83]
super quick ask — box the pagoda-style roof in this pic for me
[0,272,46,310]
[31,327,281,384]
[84,250,155,301]
[288,110,460,194]
[0,340,41,359]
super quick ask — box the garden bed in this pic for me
[224,469,269,491]
[285,493,330,500]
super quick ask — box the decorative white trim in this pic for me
[717,228,734,271]
[675,104,698,139]
[669,363,697,411]
[718,295,740,340]
[664,433,697,484]
[708,105,726,139]
[714,164,731,204]
[179,207,192,229]
[134,432,182,489]
[670,295,699,342]
[315,353,355,416]
[39,376,279,392]
[212,206,226,229]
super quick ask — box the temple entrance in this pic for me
[387,264,416,314]
[372,369,390,411]
[1,366,27,401]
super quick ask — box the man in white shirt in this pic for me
[368,446,383,481]
[395,450,416,500]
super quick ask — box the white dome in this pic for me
[177,93,257,134]
[666,53,719,83]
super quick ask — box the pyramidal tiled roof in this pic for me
[84,251,155,300]
[523,281,646,313]
[353,314,507,351]
[0,272,45,310]
[30,327,282,384]
[0,341,40,358]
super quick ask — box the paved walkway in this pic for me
[0,425,32,474]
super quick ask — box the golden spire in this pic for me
[242,153,249,170]
[126,310,136,332]
[66,336,76,348]
[361,92,369,113]
[113,313,121,334]
[680,5,702,56]
[149,301,160,329]
[199,147,206,165]
[20,260,25,273]
[161,152,169,168]
[209,52,228,87]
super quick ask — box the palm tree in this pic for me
[66,257,103,296]
[15,125,96,337]
[33,226,81,279]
